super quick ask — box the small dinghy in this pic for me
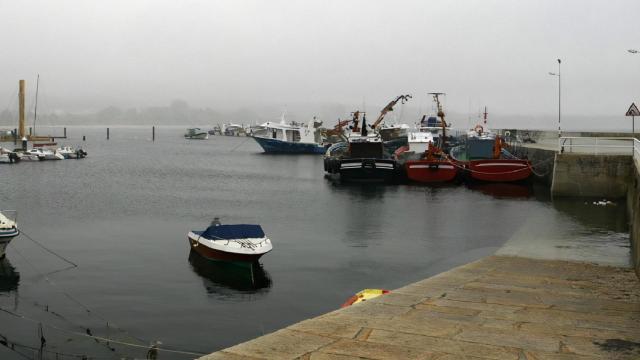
[187,218,273,263]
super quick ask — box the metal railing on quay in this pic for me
[558,136,635,155]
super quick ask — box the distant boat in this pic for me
[0,211,19,259]
[184,128,209,140]
[187,218,273,263]
[57,146,87,159]
[221,123,245,136]
[0,148,20,164]
[22,148,64,160]
[251,116,327,154]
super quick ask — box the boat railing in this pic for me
[558,136,636,155]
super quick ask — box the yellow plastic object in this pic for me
[341,289,389,307]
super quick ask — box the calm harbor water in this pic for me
[0,126,630,359]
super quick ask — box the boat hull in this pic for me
[252,136,326,154]
[467,159,532,182]
[187,232,271,263]
[338,158,397,182]
[184,133,209,140]
[405,159,458,183]
[0,228,19,259]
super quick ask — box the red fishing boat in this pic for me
[450,121,532,182]
[405,143,458,182]
[400,93,459,183]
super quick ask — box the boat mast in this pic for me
[429,92,447,146]
[33,74,39,137]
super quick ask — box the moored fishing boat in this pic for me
[450,109,532,183]
[401,93,459,183]
[0,211,19,259]
[324,112,398,182]
[251,116,326,154]
[187,218,273,263]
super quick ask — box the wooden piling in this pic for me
[107,127,110,140]
[18,80,25,139]
[64,127,67,138]
[152,126,155,141]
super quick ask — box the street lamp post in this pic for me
[549,59,562,138]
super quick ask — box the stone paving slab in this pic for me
[200,256,640,360]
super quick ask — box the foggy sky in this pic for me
[1,0,639,129]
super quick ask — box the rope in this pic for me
[1,333,114,359]
[10,243,149,349]
[17,228,78,268]
[229,136,252,152]
[444,156,554,177]
[0,307,207,357]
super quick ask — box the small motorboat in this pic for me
[0,148,20,164]
[187,218,272,263]
[57,146,88,159]
[341,289,390,307]
[0,211,19,259]
[184,128,209,140]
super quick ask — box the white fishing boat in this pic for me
[187,218,273,263]
[0,211,19,259]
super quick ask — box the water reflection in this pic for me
[188,250,271,299]
[552,198,628,233]
[467,182,533,199]
[0,257,20,293]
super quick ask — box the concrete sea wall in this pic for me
[627,157,640,278]
[551,154,632,199]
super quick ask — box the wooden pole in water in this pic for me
[18,80,25,139]
[152,126,155,141]
[64,127,67,138]
[107,127,110,140]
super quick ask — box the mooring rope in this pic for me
[0,307,207,357]
[17,228,78,268]
[9,240,149,351]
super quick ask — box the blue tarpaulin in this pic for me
[200,224,265,240]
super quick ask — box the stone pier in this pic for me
[201,256,640,360]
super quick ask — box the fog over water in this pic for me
[1,0,639,130]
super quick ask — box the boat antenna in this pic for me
[33,74,39,136]
[483,106,488,126]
